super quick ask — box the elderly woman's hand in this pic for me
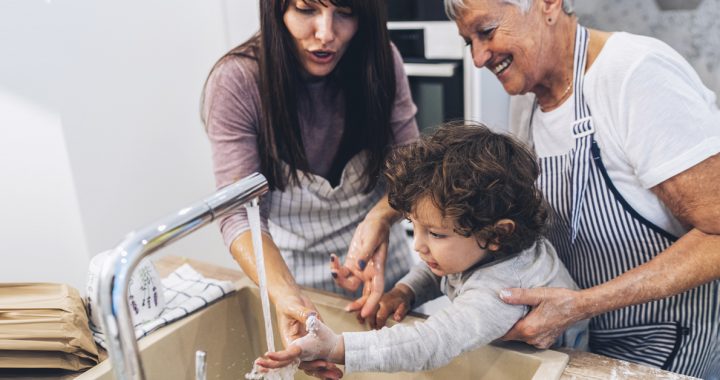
[499,287,587,348]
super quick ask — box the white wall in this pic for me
[0,91,89,291]
[0,0,260,291]
[576,0,720,106]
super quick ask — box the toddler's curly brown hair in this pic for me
[385,121,547,256]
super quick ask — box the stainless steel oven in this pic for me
[405,60,463,134]
[388,11,465,133]
[387,0,447,22]
[388,21,464,133]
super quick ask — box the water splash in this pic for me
[244,361,299,380]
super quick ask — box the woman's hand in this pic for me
[334,214,392,291]
[331,215,391,322]
[373,284,414,329]
[499,287,587,349]
[256,316,345,379]
[231,231,322,346]
[298,360,343,380]
[274,291,319,347]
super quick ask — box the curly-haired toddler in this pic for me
[256,122,588,376]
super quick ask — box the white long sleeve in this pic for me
[342,239,582,373]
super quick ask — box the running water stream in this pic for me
[244,199,297,380]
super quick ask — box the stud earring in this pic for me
[548,17,552,22]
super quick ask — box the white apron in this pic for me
[532,25,719,377]
[267,151,414,296]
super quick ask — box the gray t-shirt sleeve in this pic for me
[397,262,443,307]
[342,285,525,373]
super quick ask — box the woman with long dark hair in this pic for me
[202,0,418,361]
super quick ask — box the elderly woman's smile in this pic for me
[490,55,513,75]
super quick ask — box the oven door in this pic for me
[404,61,463,133]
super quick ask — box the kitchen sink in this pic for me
[78,271,568,380]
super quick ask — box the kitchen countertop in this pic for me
[13,256,692,379]
[155,256,697,380]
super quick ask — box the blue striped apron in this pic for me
[533,25,720,378]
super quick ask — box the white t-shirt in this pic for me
[510,32,720,237]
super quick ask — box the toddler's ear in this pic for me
[487,219,516,251]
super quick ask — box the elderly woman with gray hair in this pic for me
[438,0,720,377]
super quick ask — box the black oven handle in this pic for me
[403,62,458,78]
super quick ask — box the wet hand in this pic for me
[274,292,319,347]
[299,360,344,379]
[499,287,583,349]
[331,250,386,326]
[332,215,391,288]
[256,317,344,368]
[251,357,343,380]
[331,215,391,322]
[294,316,343,362]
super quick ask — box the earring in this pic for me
[548,17,552,22]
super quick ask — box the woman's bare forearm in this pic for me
[230,230,302,301]
[367,194,403,225]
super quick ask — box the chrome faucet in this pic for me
[95,173,268,380]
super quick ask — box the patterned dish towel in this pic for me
[92,263,237,349]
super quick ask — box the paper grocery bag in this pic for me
[0,350,96,370]
[0,283,79,309]
[0,283,99,371]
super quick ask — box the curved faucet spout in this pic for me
[95,173,268,380]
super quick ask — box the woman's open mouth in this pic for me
[491,56,513,75]
[308,50,336,64]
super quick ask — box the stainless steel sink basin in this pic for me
[79,277,569,380]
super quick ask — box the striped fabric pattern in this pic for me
[92,264,236,349]
[534,25,720,378]
[540,149,720,376]
[569,25,594,242]
[268,151,414,296]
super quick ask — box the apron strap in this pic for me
[527,25,595,242]
[569,25,594,242]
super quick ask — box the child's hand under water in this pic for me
[255,316,345,379]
